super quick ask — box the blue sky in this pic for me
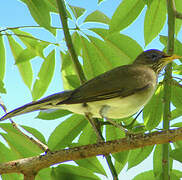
[0,0,182,179]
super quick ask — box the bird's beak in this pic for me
[164,54,182,62]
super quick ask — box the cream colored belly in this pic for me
[59,84,156,119]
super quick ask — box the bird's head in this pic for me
[133,49,181,74]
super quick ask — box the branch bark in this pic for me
[1,128,182,175]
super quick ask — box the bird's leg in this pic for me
[99,105,128,133]
[121,109,143,129]
[84,112,103,142]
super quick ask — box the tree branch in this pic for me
[162,0,175,179]
[56,0,86,84]
[1,128,182,175]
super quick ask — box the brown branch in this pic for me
[1,128,182,175]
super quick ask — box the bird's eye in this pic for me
[149,53,159,61]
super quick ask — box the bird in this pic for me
[0,49,181,121]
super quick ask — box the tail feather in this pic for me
[0,91,72,121]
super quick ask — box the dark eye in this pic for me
[149,53,159,61]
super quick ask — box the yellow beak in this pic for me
[165,54,182,62]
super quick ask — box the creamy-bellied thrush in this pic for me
[0,49,181,121]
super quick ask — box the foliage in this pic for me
[0,0,182,179]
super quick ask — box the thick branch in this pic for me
[162,0,175,179]
[1,128,182,175]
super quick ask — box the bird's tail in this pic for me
[0,91,72,121]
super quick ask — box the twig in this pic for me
[1,32,58,46]
[172,0,182,19]
[0,102,49,152]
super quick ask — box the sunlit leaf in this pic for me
[36,168,52,180]
[133,170,155,180]
[7,36,33,90]
[144,0,166,45]
[128,146,154,169]
[51,164,100,180]
[37,109,71,120]
[12,29,50,59]
[20,0,56,35]
[171,81,182,109]
[110,0,145,32]
[170,148,182,163]
[0,124,42,157]
[85,10,110,24]
[48,114,87,150]
[0,36,5,80]
[81,29,143,79]
[21,125,46,144]
[69,6,86,19]
[143,85,163,130]
[175,0,182,36]
[32,50,55,100]
[78,123,97,145]
[0,80,6,93]
[75,157,107,177]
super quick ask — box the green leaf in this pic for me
[48,114,87,150]
[0,35,5,80]
[7,36,33,90]
[21,125,46,144]
[85,10,110,24]
[12,29,50,59]
[171,81,182,109]
[51,164,100,180]
[0,124,43,157]
[144,0,166,45]
[15,48,37,64]
[109,0,145,32]
[78,123,97,145]
[81,29,143,79]
[172,169,182,179]
[128,146,154,169]
[32,50,55,100]
[20,0,56,36]
[171,108,182,121]
[61,51,80,90]
[37,109,71,120]
[81,36,107,79]
[133,170,155,180]
[98,0,105,4]
[1,173,23,180]
[75,157,107,177]
[175,0,182,36]
[143,85,163,130]
[170,148,182,163]
[0,80,6,93]
[92,28,143,65]
[69,6,86,19]
[36,168,52,180]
